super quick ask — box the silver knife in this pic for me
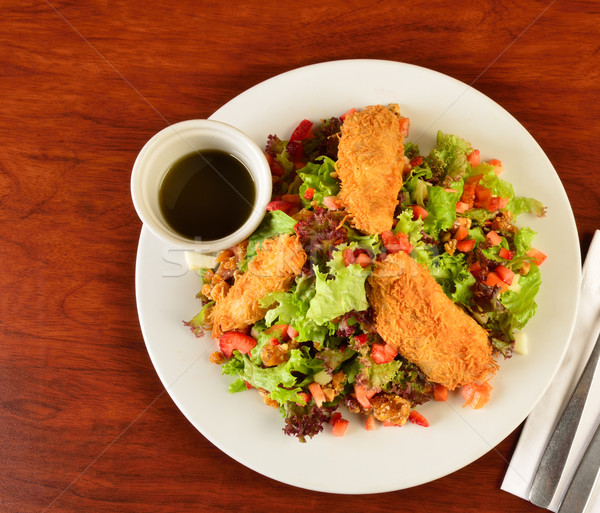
[529,332,600,508]
[558,416,600,513]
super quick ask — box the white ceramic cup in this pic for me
[131,119,272,265]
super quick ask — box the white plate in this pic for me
[135,59,581,494]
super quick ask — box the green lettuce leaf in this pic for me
[500,264,542,329]
[426,131,472,185]
[306,246,370,325]
[423,186,459,238]
[298,156,340,207]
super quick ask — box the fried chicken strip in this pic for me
[367,251,498,390]
[211,233,306,338]
[336,104,407,235]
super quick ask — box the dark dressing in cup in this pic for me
[159,150,256,241]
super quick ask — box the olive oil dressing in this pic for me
[159,150,256,241]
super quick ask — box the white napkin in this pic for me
[502,230,600,511]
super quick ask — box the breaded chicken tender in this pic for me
[367,251,498,390]
[211,234,306,337]
[336,104,407,235]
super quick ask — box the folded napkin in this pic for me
[502,230,600,511]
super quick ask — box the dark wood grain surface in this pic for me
[2,1,599,512]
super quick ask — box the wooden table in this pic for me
[2,1,598,512]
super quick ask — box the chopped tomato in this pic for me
[296,392,311,405]
[483,272,509,293]
[287,326,299,339]
[339,108,356,121]
[308,382,326,407]
[332,417,349,437]
[473,185,492,208]
[469,260,482,276]
[266,200,298,216]
[527,247,547,266]
[219,331,257,358]
[499,247,514,260]
[433,384,448,402]
[398,116,410,137]
[365,415,377,431]
[456,201,470,213]
[322,195,342,210]
[355,253,372,268]
[408,410,429,427]
[280,193,302,205]
[466,149,480,166]
[244,380,254,389]
[456,239,476,252]
[269,160,285,177]
[267,337,279,346]
[329,412,343,424]
[412,204,429,220]
[461,382,492,409]
[371,342,397,364]
[265,323,290,338]
[343,248,356,266]
[454,226,469,242]
[303,187,315,200]
[354,384,376,409]
[495,264,515,285]
[487,196,509,211]
[409,155,423,168]
[459,174,483,209]
[290,119,313,141]
[486,230,502,246]
[381,230,413,254]
[489,159,504,174]
[354,334,368,346]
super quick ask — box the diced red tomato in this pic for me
[486,230,502,246]
[355,253,372,268]
[269,160,285,177]
[499,247,514,260]
[412,204,429,220]
[354,334,368,346]
[473,185,492,208]
[219,331,257,358]
[456,201,470,213]
[489,159,504,174]
[456,239,476,252]
[487,196,509,211]
[343,248,356,266]
[461,382,492,409]
[339,108,356,121]
[371,342,397,364]
[469,261,482,276]
[354,384,376,409]
[303,187,315,200]
[290,119,313,142]
[296,392,311,405]
[409,156,423,168]
[398,116,410,137]
[433,384,448,402]
[322,195,342,210]
[527,248,547,266]
[459,174,483,209]
[365,415,377,431]
[495,265,515,285]
[332,417,349,437]
[287,326,299,339]
[266,200,298,216]
[265,324,290,339]
[408,410,429,427]
[244,380,254,389]
[483,272,509,293]
[454,226,468,242]
[381,230,413,254]
[268,338,279,346]
[280,194,302,205]
[330,412,343,425]
[308,382,326,407]
[466,149,480,166]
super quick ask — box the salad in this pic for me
[185,106,546,442]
